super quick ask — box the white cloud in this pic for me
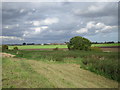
[35,27,42,33]
[100,26,117,33]
[33,21,40,26]
[20,9,25,13]
[0,36,24,41]
[23,26,48,37]
[73,3,117,18]
[95,30,99,33]
[86,21,95,29]
[32,18,59,26]
[86,21,117,33]
[41,26,48,29]
[88,5,103,12]
[76,28,88,34]
[43,17,59,25]
[3,24,20,29]
[76,21,117,35]
[95,23,105,29]
[24,21,33,24]
[16,24,19,27]
[4,25,9,29]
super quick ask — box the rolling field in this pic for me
[7,43,120,50]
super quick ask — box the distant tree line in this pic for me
[23,43,35,45]
[2,41,120,46]
[92,41,119,44]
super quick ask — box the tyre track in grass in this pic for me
[27,60,75,88]
[27,60,118,88]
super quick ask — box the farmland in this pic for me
[1,43,120,88]
[7,43,120,50]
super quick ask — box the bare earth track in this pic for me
[1,52,15,58]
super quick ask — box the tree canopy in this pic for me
[67,36,91,51]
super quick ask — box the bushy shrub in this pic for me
[67,36,91,51]
[13,47,18,50]
[2,45,8,51]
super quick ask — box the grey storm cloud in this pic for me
[1,2,118,44]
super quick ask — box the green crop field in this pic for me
[6,43,120,50]
[92,43,120,47]
[8,45,67,50]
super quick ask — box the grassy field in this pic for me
[6,43,120,50]
[2,44,120,88]
[2,57,53,88]
[2,54,118,88]
[4,50,120,82]
[92,43,120,47]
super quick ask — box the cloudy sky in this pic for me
[1,2,118,44]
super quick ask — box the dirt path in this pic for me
[27,60,118,88]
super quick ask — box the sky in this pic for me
[1,2,119,44]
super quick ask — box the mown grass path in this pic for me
[27,60,118,88]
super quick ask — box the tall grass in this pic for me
[2,57,54,88]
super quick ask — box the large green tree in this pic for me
[67,36,91,50]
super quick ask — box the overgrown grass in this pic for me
[2,57,54,88]
[4,49,119,82]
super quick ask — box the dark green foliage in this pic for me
[13,47,18,50]
[23,43,26,45]
[81,54,119,82]
[2,45,8,51]
[67,36,91,50]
